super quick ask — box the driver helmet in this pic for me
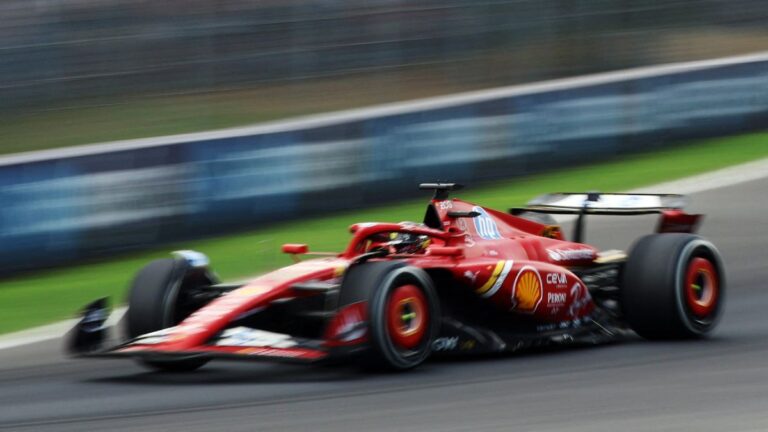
[387,232,430,254]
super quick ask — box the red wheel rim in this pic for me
[685,257,719,318]
[386,284,428,350]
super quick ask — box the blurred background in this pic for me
[3,0,768,153]
[4,3,768,428]
[0,0,767,277]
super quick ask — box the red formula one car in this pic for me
[67,183,725,371]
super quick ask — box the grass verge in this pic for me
[1,132,767,334]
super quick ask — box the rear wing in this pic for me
[511,192,700,242]
[513,193,688,215]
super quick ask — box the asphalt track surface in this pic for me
[1,177,767,431]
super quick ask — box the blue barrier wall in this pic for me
[0,55,767,272]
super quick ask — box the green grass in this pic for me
[1,132,767,334]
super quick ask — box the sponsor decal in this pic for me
[545,272,567,286]
[432,336,459,351]
[475,260,514,298]
[546,290,567,315]
[333,265,347,278]
[236,347,322,359]
[536,315,592,332]
[133,327,176,345]
[472,206,502,240]
[325,302,367,346]
[547,292,567,304]
[511,266,543,313]
[457,218,467,231]
[438,200,453,210]
[217,327,297,348]
[333,304,366,342]
[547,248,596,262]
[463,270,479,284]
[567,282,592,318]
[432,337,477,352]
[536,323,557,332]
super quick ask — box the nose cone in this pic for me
[157,258,350,349]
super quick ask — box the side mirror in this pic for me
[282,244,309,255]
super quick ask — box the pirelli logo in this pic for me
[475,260,513,298]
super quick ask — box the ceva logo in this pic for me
[472,206,502,240]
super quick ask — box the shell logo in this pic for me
[512,267,543,313]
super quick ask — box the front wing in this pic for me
[65,299,363,364]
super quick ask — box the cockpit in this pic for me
[349,221,448,256]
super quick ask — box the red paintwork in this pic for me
[128,197,603,356]
[428,246,463,256]
[117,344,327,361]
[685,257,719,318]
[323,302,368,347]
[157,257,350,351]
[281,243,309,254]
[657,210,702,233]
[387,284,428,349]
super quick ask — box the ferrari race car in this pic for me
[67,183,725,371]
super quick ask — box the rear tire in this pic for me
[127,258,217,372]
[621,234,725,339]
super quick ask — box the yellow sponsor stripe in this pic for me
[476,260,505,295]
[333,265,347,277]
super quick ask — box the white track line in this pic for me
[0,319,78,351]
[0,307,127,352]
[1,156,767,351]
[629,157,768,195]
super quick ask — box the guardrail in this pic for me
[1,52,767,272]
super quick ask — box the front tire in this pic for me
[366,266,440,370]
[621,234,725,339]
[127,258,217,372]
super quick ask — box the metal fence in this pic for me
[3,0,768,113]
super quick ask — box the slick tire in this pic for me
[363,265,440,370]
[127,258,213,372]
[621,234,725,339]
